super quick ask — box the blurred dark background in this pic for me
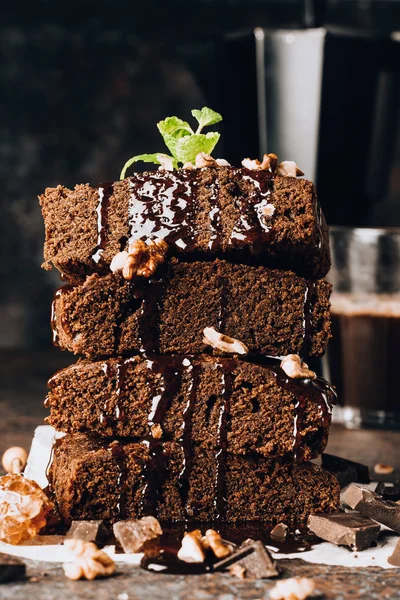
[1,0,400,351]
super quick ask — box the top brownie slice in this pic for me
[39,166,330,282]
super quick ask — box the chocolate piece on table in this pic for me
[375,481,400,502]
[321,454,370,488]
[0,553,26,583]
[341,484,400,533]
[65,520,109,545]
[388,538,400,567]
[270,523,288,543]
[113,517,163,554]
[308,512,380,551]
[214,539,279,578]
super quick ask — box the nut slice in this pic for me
[203,327,248,355]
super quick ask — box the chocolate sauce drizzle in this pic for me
[50,284,75,347]
[109,442,129,520]
[177,359,200,507]
[229,169,275,246]
[127,170,198,252]
[91,182,114,265]
[214,361,234,519]
[47,354,335,522]
[302,281,316,356]
[125,168,278,257]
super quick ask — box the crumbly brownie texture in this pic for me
[39,167,330,281]
[46,355,335,461]
[49,433,339,528]
[51,260,332,359]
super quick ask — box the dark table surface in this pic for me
[1,350,400,599]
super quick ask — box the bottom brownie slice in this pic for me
[49,433,340,531]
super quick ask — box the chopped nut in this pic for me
[270,523,288,543]
[110,251,129,273]
[151,424,163,440]
[269,577,316,600]
[203,327,248,355]
[280,355,316,380]
[215,158,231,167]
[374,463,394,475]
[177,530,206,563]
[276,161,304,177]
[157,154,174,171]
[111,239,168,281]
[262,204,276,217]
[63,539,116,580]
[193,152,230,168]
[242,154,302,176]
[204,529,232,558]
[182,162,195,169]
[242,153,278,171]
[228,564,246,579]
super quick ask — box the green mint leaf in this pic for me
[157,116,193,137]
[157,116,193,159]
[174,132,221,164]
[191,107,223,133]
[120,153,177,179]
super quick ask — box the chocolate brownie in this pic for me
[46,355,335,461]
[49,433,340,529]
[39,167,330,281]
[51,260,331,359]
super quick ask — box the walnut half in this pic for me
[63,539,116,581]
[203,327,249,355]
[280,355,316,380]
[110,239,168,281]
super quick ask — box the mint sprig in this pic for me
[120,107,222,178]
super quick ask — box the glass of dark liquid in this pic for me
[325,227,400,429]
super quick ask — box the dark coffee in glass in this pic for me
[325,228,400,429]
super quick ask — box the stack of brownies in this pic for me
[39,157,340,530]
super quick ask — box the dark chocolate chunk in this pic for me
[0,553,26,583]
[341,484,400,533]
[214,539,279,578]
[388,538,400,567]
[308,511,380,551]
[375,481,400,502]
[113,517,163,553]
[270,523,288,544]
[65,520,109,545]
[322,454,370,488]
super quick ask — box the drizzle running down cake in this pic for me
[51,261,332,359]
[45,355,335,460]
[38,109,340,536]
[39,168,330,282]
[49,433,340,528]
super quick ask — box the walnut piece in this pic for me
[228,564,247,579]
[269,577,316,600]
[194,152,231,168]
[203,529,232,558]
[110,239,168,281]
[151,424,163,440]
[157,154,174,171]
[374,463,394,475]
[177,530,206,563]
[63,539,116,580]
[242,153,278,171]
[276,161,304,177]
[280,355,316,380]
[242,154,303,177]
[203,327,249,355]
